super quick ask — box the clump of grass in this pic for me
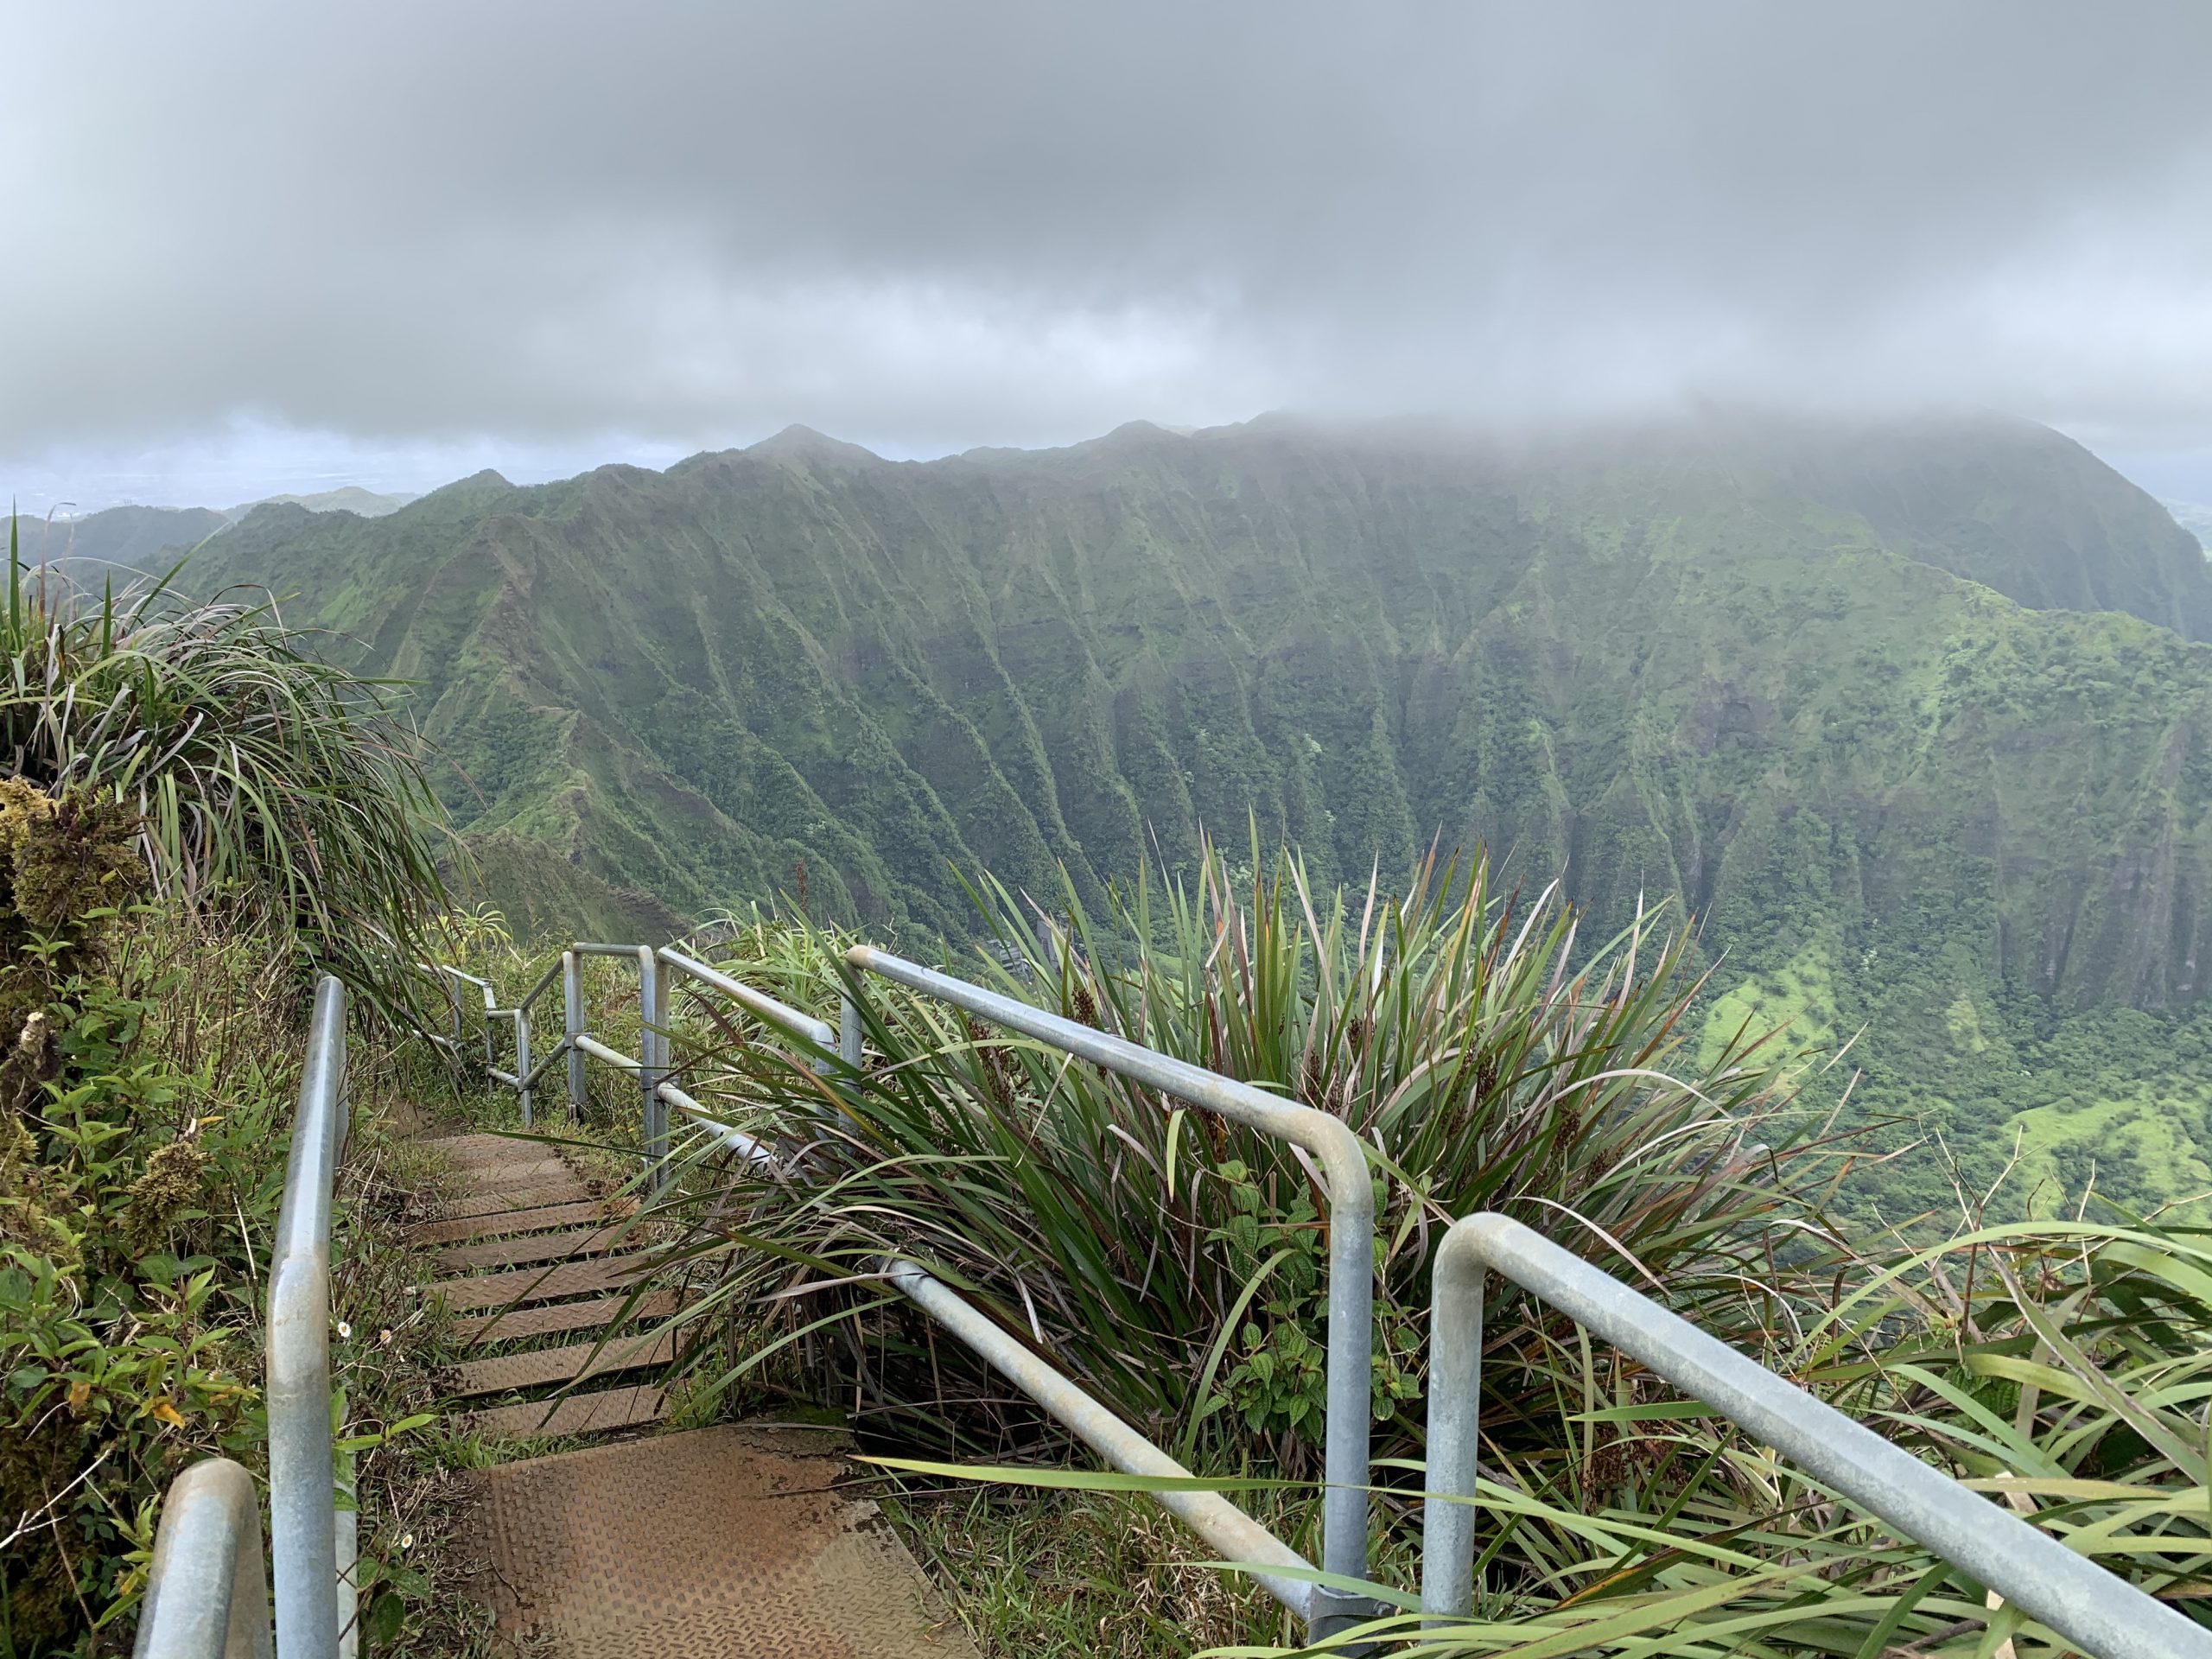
[412,868,2212,1653]
[1324,1214,2212,1657]
[887,1483,1281,1656]
[645,838,1830,1529]
[0,513,448,1011]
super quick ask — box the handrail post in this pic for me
[638,945,668,1187]
[1315,1177,1375,1641]
[563,950,585,1123]
[514,1004,534,1129]
[839,991,862,1069]
[267,976,346,1659]
[1421,1231,1485,1621]
[1420,1213,2212,1659]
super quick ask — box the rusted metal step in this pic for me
[430,1255,648,1314]
[461,1383,668,1440]
[453,1289,677,1347]
[426,1132,548,1167]
[453,1156,577,1192]
[468,1423,980,1656]
[411,1198,620,1246]
[436,1224,629,1275]
[436,1180,594,1219]
[452,1331,679,1397]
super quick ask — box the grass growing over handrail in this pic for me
[0,514,448,1007]
[1318,1217,2212,1659]
[646,839,1832,1501]
[439,856,2212,1653]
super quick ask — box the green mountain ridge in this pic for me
[80,408,2212,1216]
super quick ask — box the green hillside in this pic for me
[31,503,231,576]
[118,408,2212,1218]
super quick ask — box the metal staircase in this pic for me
[130,939,2212,1659]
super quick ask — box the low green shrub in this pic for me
[0,798,301,1650]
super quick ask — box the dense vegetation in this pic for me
[0,524,448,1008]
[659,843,1806,1473]
[0,535,452,1653]
[111,409,2212,1219]
[479,853,2212,1656]
[16,411,2212,1654]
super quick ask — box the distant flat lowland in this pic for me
[92,409,2212,1221]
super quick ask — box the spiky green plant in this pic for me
[641,838,1828,1488]
[0,513,448,1008]
[467,857,2212,1652]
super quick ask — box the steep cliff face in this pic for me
[175,410,2212,1016]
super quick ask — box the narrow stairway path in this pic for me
[413,1131,668,1437]
[412,1128,980,1657]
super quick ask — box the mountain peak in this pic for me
[1099,419,1177,446]
[747,425,880,467]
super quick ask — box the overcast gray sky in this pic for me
[8,1,2212,511]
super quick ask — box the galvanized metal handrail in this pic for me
[846,944,1380,1638]
[885,1258,1320,1619]
[131,1459,272,1659]
[1421,1212,2212,1659]
[658,1077,777,1165]
[139,976,350,1658]
[431,940,850,1185]
[266,976,353,1659]
[428,931,1362,1634]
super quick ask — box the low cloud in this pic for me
[7,1,2212,505]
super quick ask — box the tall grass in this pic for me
[632,851,2212,1653]
[0,514,447,1007]
[646,840,1831,1491]
[445,850,2212,1653]
[1365,1216,2212,1657]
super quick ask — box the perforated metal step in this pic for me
[424,1132,547,1166]
[461,1382,669,1440]
[411,1198,616,1246]
[470,1424,980,1656]
[455,1155,577,1191]
[454,1290,678,1347]
[431,1255,648,1313]
[438,1179,594,1218]
[436,1224,629,1275]
[452,1331,679,1397]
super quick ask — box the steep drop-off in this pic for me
[153,409,2212,1216]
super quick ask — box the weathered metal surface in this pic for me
[472,1424,979,1658]
[461,1383,669,1440]
[435,1224,628,1275]
[266,976,349,1659]
[452,1331,678,1397]
[430,1255,648,1314]
[453,1291,677,1347]
[437,1180,593,1219]
[131,1458,272,1659]
[421,1133,540,1167]
[658,946,836,1054]
[452,1155,576,1192]
[410,1198,617,1246]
